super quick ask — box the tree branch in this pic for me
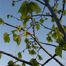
[0,51,32,65]
[32,14,52,17]
[42,54,56,66]
[40,24,55,31]
[34,37,64,66]
[36,0,66,41]
[39,42,56,47]
[4,22,25,31]
[59,0,65,21]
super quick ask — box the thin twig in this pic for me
[59,0,65,21]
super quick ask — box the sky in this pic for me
[0,0,66,66]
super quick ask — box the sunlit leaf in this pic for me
[13,34,21,45]
[3,32,10,43]
[29,2,41,13]
[56,30,64,38]
[18,1,41,19]
[17,25,22,32]
[55,46,62,56]
[18,1,29,19]
[52,32,56,39]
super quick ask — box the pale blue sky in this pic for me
[0,0,66,66]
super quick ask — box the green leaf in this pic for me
[51,17,55,22]
[52,32,56,39]
[23,19,28,28]
[22,62,25,66]
[38,55,43,60]
[46,36,52,42]
[0,18,4,25]
[18,52,22,59]
[30,59,39,66]
[18,1,41,19]
[36,24,40,30]
[13,34,21,46]
[29,50,36,55]
[51,24,55,30]
[8,60,14,66]
[25,38,29,44]
[55,46,62,56]
[57,30,64,37]
[40,18,44,24]
[26,43,31,49]
[29,2,41,13]
[32,45,37,49]
[18,1,29,19]
[11,30,17,34]
[3,32,10,43]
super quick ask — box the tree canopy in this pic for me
[0,0,66,66]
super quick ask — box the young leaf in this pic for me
[8,60,14,66]
[29,50,36,55]
[25,38,29,44]
[13,34,21,46]
[38,55,43,60]
[40,18,44,24]
[0,18,4,25]
[29,2,41,13]
[36,24,40,30]
[51,17,55,22]
[46,36,52,42]
[55,46,62,56]
[18,52,22,59]
[30,59,39,66]
[18,1,29,19]
[52,32,56,39]
[3,32,10,43]
[17,25,22,32]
